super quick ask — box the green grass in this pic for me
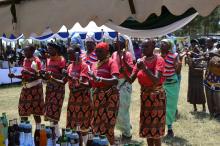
[0,65,220,146]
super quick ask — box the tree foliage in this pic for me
[174,6,220,36]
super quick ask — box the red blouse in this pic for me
[90,58,119,88]
[133,55,165,87]
[67,62,89,88]
[22,57,41,79]
[111,51,134,79]
[46,56,66,78]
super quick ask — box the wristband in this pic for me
[96,77,103,82]
[96,77,100,82]
[145,66,148,70]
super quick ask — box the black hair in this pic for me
[207,37,217,43]
[24,44,35,53]
[47,42,61,53]
[68,45,81,54]
[109,44,116,55]
[190,39,199,44]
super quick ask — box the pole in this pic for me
[9,42,13,83]
[8,58,12,84]
[0,39,2,58]
[101,29,104,42]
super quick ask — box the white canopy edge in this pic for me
[69,21,115,33]
[105,13,198,38]
[0,0,219,35]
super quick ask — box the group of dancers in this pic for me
[186,38,220,118]
[8,34,220,146]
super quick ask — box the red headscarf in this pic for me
[96,42,109,52]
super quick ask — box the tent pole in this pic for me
[8,43,12,84]
[0,39,2,57]
[15,39,19,60]
[101,29,104,42]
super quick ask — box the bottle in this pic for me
[46,126,53,146]
[8,120,15,146]
[0,118,6,146]
[23,121,28,146]
[67,134,74,146]
[65,128,72,146]
[92,134,100,146]
[86,132,93,146]
[19,121,25,146]
[25,121,32,146]
[40,124,47,146]
[2,113,8,144]
[13,119,20,146]
[60,128,68,146]
[50,126,56,146]
[72,130,79,146]
[99,135,109,146]
[34,123,41,146]
[76,124,83,146]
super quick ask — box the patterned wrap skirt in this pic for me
[140,86,166,138]
[19,83,44,117]
[44,81,65,121]
[92,86,119,145]
[66,88,93,130]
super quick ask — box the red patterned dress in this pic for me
[19,57,44,117]
[66,61,92,130]
[44,56,66,121]
[133,55,166,138]
[90,58,119,145]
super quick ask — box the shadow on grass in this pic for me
[175,110,188,121]
[175,109,181,121]
[162,136,189,146]
[190,111,210,120]
[0,82,22,88]
[213,114,220,123]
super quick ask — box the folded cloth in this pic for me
[23,79,42,88]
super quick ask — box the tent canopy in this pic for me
[0,0,219,37]
[0,22,118,42]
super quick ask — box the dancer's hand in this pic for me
[8,73,15,78]
[21,69,31,75]
[88,71,96,80]
[137,59,145,70]
[44,71,52,80]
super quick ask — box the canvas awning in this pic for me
[0,0,219,37]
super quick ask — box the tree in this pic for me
[174,6,220,36]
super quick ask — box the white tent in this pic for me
[69,23,86,33]
[0,0,219,37]
[83,21,115,32]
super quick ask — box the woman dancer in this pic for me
[8,45,44,130]
[88,42,119,145]
[124,39,166,146]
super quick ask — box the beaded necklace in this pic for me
[96,55,110,69]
